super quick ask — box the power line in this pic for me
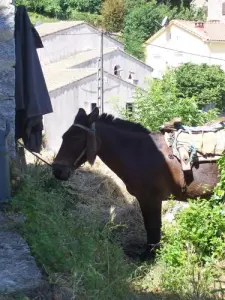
[46,32,98,36]
[147,43,225,63]
[48,31,225,62]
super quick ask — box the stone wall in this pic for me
[0,0,15,157]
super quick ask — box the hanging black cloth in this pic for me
[15,5,53,153]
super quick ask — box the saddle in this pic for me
[160,117,225,171]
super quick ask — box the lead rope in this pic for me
[17,122,96,168]
[17,141,52,167]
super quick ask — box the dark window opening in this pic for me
[114,65,121,76]
[91,103,97,111]
[126,103,133,117]
[223,2,225,15]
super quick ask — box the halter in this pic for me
[72,122,96,167]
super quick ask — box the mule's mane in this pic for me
[97,113,150,134]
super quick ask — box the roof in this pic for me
[36,21,84,37]
[44,68,142,92]
[35,21,124,47]
[43,47,117,73]
[44,68,97,92]
[145,20,225,44]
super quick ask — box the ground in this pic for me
[1,148,224,300]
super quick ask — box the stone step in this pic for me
[0,211,25,231]
[0,210,46,297]
[0,231,44,295]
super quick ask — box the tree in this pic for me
[157,0,192,7]
[123,0,171,60]
[67,0,102,14]
[101,0,125,32]
[16,0,102,17]
[123,0,206,60]
[118,70,218,131]
[174,63,225,110]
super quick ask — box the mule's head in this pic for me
[52,107,99,181]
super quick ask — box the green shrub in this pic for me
[118,70,219,131]
[175,63,225,110]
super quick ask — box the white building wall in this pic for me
[146,25,212,78]
[37,23,124,66]
[73,51,152,89]
[207,0,225,22]
[44,75,137,152]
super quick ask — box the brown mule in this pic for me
[52,108,219,260]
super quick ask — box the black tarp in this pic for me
[15,5,53,153]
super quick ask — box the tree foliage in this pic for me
[65,0,102,14]
[123,0,206,59]
[157,0,192,7]
[175,63,225,110]
[101,0,125,32]
[119,69,219,131]
[16,0,102,17]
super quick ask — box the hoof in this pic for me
[139,243,160,262]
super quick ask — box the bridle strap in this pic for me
[72,122,96,167]
[73,148,86,167]
[73,123,96,135]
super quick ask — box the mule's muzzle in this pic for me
[52,163,71,181]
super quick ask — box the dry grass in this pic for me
[25,150,147,251]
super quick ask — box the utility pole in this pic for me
[97,29,104,113]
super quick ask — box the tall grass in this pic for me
[11,163,135,300]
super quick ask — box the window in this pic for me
[222,2,225,15]
[114,65,121,76]
[91,103,97,111]
[128,71,135,81]
[126,103,133,117]
[166,29,171,41]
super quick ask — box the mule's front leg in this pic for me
[138,195,162,261]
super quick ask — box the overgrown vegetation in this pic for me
[11,163,135,300]
[132,157,225,299]
[117,64,221,131]
[10,149,225,300]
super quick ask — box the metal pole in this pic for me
[97,29,104,114]
[100,29,104,114]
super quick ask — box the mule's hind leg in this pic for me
[138,193,162,261]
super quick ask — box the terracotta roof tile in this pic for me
[174,20,225,42]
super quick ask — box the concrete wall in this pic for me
[37,23,124,66]
[73,50,153,90]
[0,0,15,157]
[44,74,137,152]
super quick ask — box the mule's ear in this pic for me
[78,108,87,115]
[74,108,87,123]
[88,107,99,124]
